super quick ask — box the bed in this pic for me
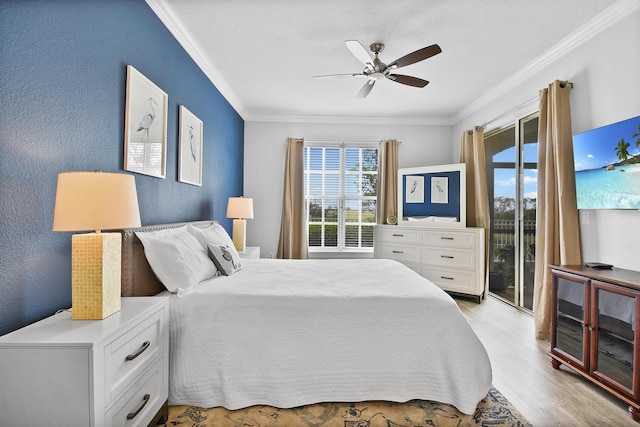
[120,220,492,415]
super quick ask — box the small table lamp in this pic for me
[53,171,141,320]
[226,197,254,252]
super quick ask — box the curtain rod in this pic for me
[303,139,401,144]
[480,96,537,129]
[481,80,573,129]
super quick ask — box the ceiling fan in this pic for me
[313,40,442,99]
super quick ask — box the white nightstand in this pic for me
[238,246,260,259]
[0,296,169,427]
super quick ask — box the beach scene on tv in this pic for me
[573,115,640,209]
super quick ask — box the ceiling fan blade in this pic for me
[388,44,442,69]
[356,80,375,99]
[387,74,429,88]
[312,73,367,79]
[345,40,373,68]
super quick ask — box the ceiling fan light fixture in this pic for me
[322,40,442,98]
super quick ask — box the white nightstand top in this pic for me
[238,246,260,259]
[0,297,168,346]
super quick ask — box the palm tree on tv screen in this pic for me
[633,124,640,149]
[615,138,630,161]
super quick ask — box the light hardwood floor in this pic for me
[456,295,637,426]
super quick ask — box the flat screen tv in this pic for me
[573,115,640,209]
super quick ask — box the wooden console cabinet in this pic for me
[550,264,640,421]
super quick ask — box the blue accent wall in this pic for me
[0,0,244,335]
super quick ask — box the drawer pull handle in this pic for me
[126,394,150,420]
[441,276,455,280]
[125,341,150,361]
[441,237,454,240]
[441,255,454,259]
[392,250,404,254]
[392,234,404,237]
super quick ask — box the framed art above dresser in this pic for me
[397,163,466,227]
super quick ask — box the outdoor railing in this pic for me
[492,219,536,262]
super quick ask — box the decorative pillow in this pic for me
[207,243,242,276]
[135,226,218,294]
[187,223,240,259]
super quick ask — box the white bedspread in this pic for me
[165,258,492,414]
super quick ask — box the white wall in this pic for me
[245,3,640,270]
[244,122,451,258]
[452,5,640,270]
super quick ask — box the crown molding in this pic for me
[454,0,639,125]
[145,0,248,119]
[246,113,454,126]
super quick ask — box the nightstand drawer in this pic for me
[106,357,164,427]
[423,248,475,269]
[422,230,475,249]
[105,309,163,406]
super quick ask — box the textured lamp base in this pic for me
[71,232,121,320]
[232,219,247,252]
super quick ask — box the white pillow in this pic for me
[135,226,218,294]
[186,223,240,259]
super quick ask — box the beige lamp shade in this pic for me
[226,197,254,219]
[53,171,141,232]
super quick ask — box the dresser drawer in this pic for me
[106,357,165,427]
[423,247,475,269]
[422,268,479,295]
[105,309,164,406]
[376,227,422,244]
[422,230,475,249]
[376,244,421,264]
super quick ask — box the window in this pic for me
[304,143,378,252]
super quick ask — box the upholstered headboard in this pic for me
[119,220,218,297]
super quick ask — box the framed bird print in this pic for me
[178,105,203,186]
[405,175,424,203]
[430,177,448,204]
[124,65,168,178]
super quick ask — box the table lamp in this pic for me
[53,171,141,320]
[226,197,254,251]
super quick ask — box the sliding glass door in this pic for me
[485,113,538,310]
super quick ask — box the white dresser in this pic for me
[0,296,169,427]
[375,225,485,302]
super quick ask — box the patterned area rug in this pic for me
[163,386,531,427]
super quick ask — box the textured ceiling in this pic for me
[148,0,620,124]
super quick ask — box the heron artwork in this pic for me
[188,125,197,161]
[137,97,158,141]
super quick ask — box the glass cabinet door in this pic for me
[592,282,637,397]
[553,273,589,369]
